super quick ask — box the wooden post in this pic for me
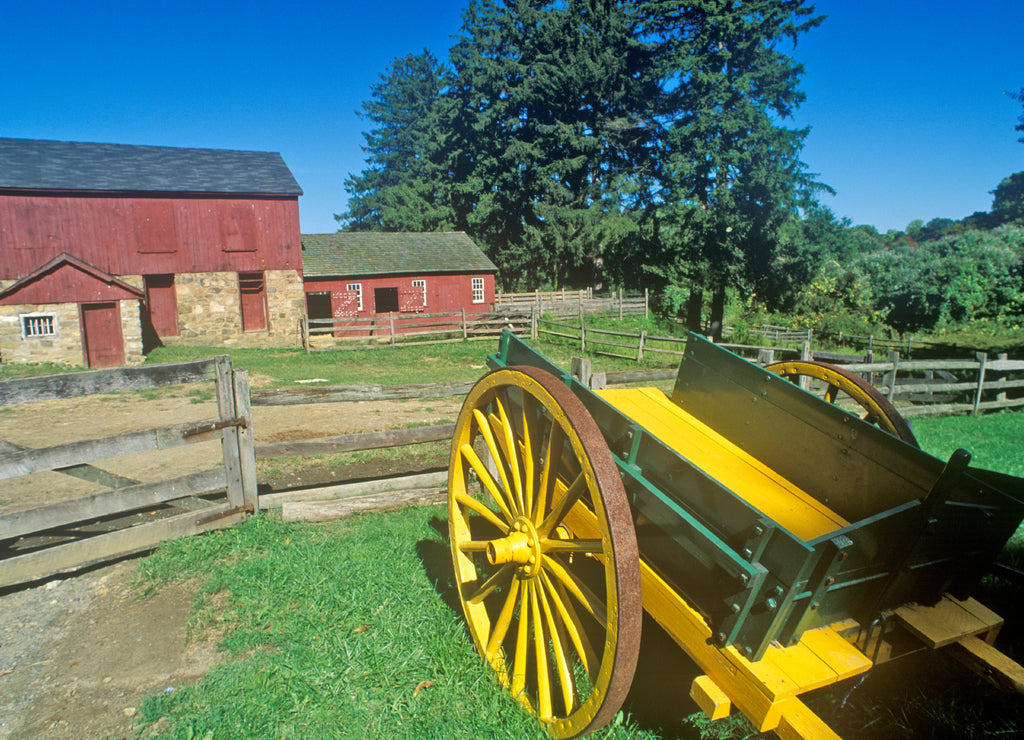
[637,330,647,362]
[973,352,988,416]
[801,340,812,361]
[232,369,258,510]
[619,288,624,320]
[578,289,584,317]
[996,353,1009,404]
[757,348,775,365]
[461,308,468,341]
[885,350,900,402]
[215,356,245,508]
[644,287,649,319]
[580,315,587,352]
[531,305,539,340]
[389,312,396,346]
[300,316,309,352]
[571,357,593,388]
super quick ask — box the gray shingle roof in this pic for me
[0,137,302,195]
[301,232,497,277]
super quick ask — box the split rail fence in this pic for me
[495,288,648,319]
[0,357,257,589]
[301,310,530,351]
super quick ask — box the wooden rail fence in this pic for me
[301,310,530,351]
[0,357,257,588]
[496,288,649,319]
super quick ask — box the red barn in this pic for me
[301,232,498,331]
[0,137,305,367]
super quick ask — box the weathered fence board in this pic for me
[0,358,218,406]
[0,419,224,479]
[0,468,227,541]
[0,503,248,589]
[0,357,257,589]
[251,381,476,405]
[256,423,455,459]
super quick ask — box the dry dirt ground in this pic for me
[0,390,459,739]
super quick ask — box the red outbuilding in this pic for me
[0,137,306,367]
[300,232,498,333]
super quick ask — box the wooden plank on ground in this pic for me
[0,503,247,589]
[259,471,448,509]
[0,467,228,541]
[255,423,455,459]
[0,358,220,406]
[281,487,446,522]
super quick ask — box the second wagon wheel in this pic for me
[448,365,641,739]
[766,359,919,446]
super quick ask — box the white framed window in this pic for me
[346,283,363,311]
[21,313,57,339]
[412,279,426,307]
[472,277,485,304]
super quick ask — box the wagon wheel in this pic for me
[767,359,919,446]
[448,366,641,739]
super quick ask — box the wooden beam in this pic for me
[0,358,220,407]
[0,503,247,589]
[281,487,446,522]
[259,471,448,509]
[0,467,228,541]
[250,382,476,405]
[255,423,455,459]
[0,418,222,480]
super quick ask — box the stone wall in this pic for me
[0,302,84,366]
[0,300,145,367]
[163,269,303,350]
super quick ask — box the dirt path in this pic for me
[0,389,460,738]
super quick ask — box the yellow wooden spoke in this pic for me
[511,580,531,699]
[519,392,539,519]
[467,563,514,605]
[542,553,608,626]
[542,569,598,677]
[490,395,525,513]
[460,440,515,523]
[455,482,509,533]
[471,407,520,517]
[534,421,564,523]
[542,538,603,555]
[536,572,577,714]
[539,471,588,537]
[485,575,522,661]
[530,579,554,720]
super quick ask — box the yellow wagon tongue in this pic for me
[595,386,850,541]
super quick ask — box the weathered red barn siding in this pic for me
[304,272,495,322]
[0,193,301,276]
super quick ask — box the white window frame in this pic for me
[412,279,427,307]
[20,312,57,339]
[471,277,485,304]
[346,282,363,311]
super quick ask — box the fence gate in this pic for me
[0,356,257,589]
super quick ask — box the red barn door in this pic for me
[144,274,179,337]
[81,302,125,368]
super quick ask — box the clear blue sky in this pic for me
[2,0,1021,236]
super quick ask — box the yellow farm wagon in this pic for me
[447,330,1024,738]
